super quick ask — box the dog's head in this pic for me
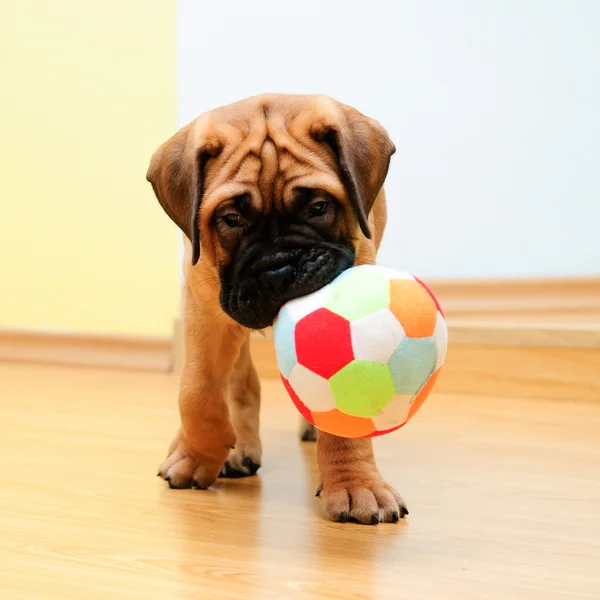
[147,94,395,329]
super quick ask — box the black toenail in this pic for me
[371,514,380,525]
[191,479,199,489]
[391,511,399,522]
[164,475,171,482]
[400,506,409,517]
[339,512,348,523]
[156,472,161,477]
[315,489,321,497]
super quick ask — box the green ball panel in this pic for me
[329,360,396,418]
[325,268,390,321]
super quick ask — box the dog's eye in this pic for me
[308,201,328,218]
[221,213,243,228]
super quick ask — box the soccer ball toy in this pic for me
[273,265,448,438]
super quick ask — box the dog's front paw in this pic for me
[157,434,228,489]
[317,475,408,524]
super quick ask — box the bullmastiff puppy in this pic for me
[147,94,408,524]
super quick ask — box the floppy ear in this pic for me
[146,123,221,265]
[311,106,395,239]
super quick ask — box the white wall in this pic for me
[177,0,600,279]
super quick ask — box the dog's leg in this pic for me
[316,432,408,524]
[313,197,407,523]
[220,336,263,478]
[157,290,244,490]
[314,262,407,522]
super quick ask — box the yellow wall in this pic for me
[0,1,179,337]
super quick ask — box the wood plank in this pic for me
[1,362,599,600]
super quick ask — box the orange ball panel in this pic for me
[389,279,437,338]
[312,409,376,438]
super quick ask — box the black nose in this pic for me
[259,265,296,296]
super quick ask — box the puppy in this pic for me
[147,94,408,524]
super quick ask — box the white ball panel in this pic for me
[372,394,413,430]
[283,285,330,323]
[288,363,338,413]
[373,266,416,282]
[350,308,405,363]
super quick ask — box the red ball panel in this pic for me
[295,308,353,378]
[281,376,314,425]
[413,275,444,317]
[362,421,407,438]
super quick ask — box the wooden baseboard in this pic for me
[446,320,600,348]
[247,274,600,402]
[253,319,600,349]
[249,336,600,402]
[7,276,597,382]
[427,276,600,318]
[0,329,173,372]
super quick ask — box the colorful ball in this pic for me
[273,265,448,438]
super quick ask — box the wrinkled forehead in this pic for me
[202,107,346,214]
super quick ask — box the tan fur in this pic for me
[149,94,407,523]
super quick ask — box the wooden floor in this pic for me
[1,363,599,599]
